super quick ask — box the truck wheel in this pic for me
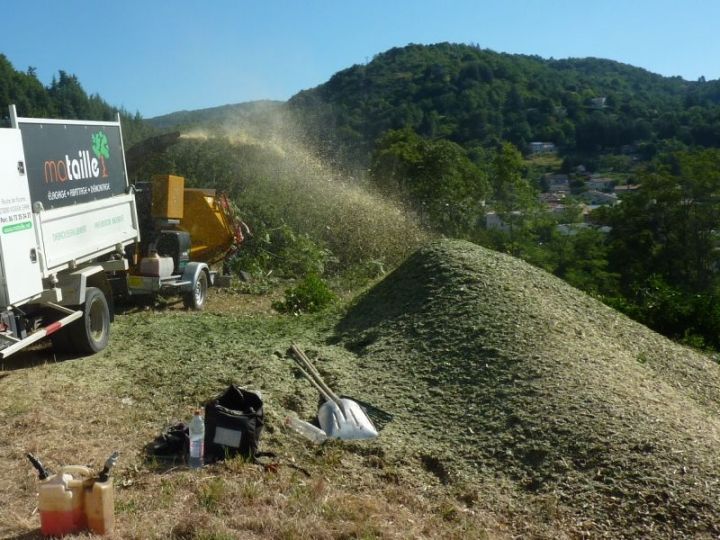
[69,287,110,354]
[50,329,74,354]
[184,271,208,310]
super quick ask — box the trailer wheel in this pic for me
[69,287,110,354]
[184,271,208,310]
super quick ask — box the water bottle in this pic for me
[188,409,205,469]
[284,414,327,444]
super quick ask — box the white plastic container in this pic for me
[285,414,328,444]
[189,409,205,468]
[139,254,174,277]
[38,466,90,536]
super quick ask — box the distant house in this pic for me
[579,190,618,206]
[547,203,568,216]
[589,97,607,109]
[557,223,591,236]
[485,210,522,232]
[485,211,507,231]
[529,141,556,154]
[613,184,641,196]
[556,222,612,236]
[539,192,566,204]
[545,173,570,193]
[586,176,614,192]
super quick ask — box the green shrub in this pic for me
[227,222,336,279]
[272,274,337,314]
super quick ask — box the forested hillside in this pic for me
[289,42,720,164]
[0,54,151,145]
[282,43,720,351]
[5,43,720,351]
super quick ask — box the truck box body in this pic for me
[0,128,43,305]
[0,108,140,307]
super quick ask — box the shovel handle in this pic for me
[26,453,50,480]
[291,357,335,404]
[290,345,342,406]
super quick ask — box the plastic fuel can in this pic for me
[84,478,114,534]
[38,466,91,536]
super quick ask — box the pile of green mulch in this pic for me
[331,239,720,538]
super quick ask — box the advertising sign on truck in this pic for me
[17,121,127,209]
[7,107,139,276]
[0,107,142,359]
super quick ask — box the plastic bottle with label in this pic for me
[188,409,205,469]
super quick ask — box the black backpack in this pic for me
[204,385,265,462]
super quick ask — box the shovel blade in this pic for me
[318,399,378,440]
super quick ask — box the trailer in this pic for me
[119,174,245,310]
[0,106,139,358]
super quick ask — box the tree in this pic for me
[371,127,489,235]
[490,142,537,255]
[600,148,720,346]
[606,149,720,294]
[543,228,618,297]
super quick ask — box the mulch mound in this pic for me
[335,239,720,538]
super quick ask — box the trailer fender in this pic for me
[180,262,209,293]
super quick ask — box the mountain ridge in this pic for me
[145,99,284,129]
[142,43,720,168]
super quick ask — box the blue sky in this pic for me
[2,0,718,118]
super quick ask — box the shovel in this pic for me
[290,344,378,440]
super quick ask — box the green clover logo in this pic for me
[91,131,110,177]
[91,132,110,160]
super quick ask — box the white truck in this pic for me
[0,106,140,359]
[0,107,245,360]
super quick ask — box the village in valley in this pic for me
[486,139,641,234]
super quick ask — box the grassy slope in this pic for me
[2,239,720,538]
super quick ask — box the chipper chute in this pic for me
[290,344,378,440]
